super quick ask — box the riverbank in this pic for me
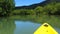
[0,2,60,17]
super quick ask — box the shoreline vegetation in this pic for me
[0,0,60,33]
[0,0,60,28]
[0,0,60,17]
[12,2,60,16]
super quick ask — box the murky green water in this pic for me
[0,15,60,34]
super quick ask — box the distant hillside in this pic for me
[15,0,60,9]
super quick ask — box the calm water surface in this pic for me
[14,21,60,34]
[14,21,41,34]
[0,15,60,34]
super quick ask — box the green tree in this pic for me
[34,6,46,15]
[44,4,57,15]
[0,0,15,16]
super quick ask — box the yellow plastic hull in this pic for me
[34,23,58,34]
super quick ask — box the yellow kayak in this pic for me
[34,23,58,34]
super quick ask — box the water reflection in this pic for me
[14,21,41,34]
[0,18,16,34]
[9,15,60,28]
[0,15,60,34]
[15,21,60,34]
[54,27,60,34]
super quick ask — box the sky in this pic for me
[15,0,45,7]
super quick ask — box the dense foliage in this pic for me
[12,2,60,16]
[0,0,60,17]
[0,0,15,17]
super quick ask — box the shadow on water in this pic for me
[0,18,16,34]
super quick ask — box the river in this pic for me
[0,15,60,34]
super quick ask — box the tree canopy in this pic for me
[0,0,15,16]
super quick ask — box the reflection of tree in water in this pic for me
[11,15,60,28]
[9,15,60,28]
[0,18,16,34]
